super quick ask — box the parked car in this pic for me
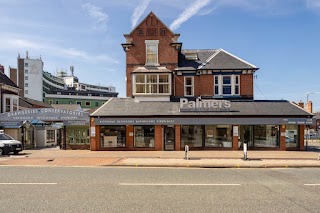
[0,130,23,155]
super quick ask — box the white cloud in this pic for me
[0,35,119,64]
[170,0,211,31]
[131,0,152,28]
[306,0,320,9]
[82,2,109,31]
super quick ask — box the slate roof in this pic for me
[178,49,257,71]
[91,98,312,117]
[0,72,19,88]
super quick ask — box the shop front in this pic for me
[90,98,315,151]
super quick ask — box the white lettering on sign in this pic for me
[180,98,231,112]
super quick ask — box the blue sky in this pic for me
[1,0,320,111]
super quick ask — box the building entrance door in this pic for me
[239,125,254,149]
[164,126,175,151]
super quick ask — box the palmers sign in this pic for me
[179,98,231,112]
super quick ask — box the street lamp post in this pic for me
[305,92,315,151]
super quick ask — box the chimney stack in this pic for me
[298,100,304,109]
[0,64,4,74]
[307,101,313,113]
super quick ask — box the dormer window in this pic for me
[145,40,159,66]
[185,53,198,60]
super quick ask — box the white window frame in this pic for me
[214,75,240,96]
[2,94,19,112]
[145,40,159,66]
[133,74,171,95]
[184,76,194,96]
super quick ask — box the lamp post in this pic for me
[305,92,315,151]
[306,92,315,110]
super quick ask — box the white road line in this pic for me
[304,184,320,186]
[0,183,57,185]
[119,183,240,186]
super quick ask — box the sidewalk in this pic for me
[0,147,320,168]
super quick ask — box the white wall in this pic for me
[24,59,43,101]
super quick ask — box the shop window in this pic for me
[46,130,55,143]
[205,125,232,148]
[133,74,170,95]
[68,127,90,145]
[214,75,240,96]
[285,125,299,148]
[181,125,203,148]
[134,126,154,148]
[184,76,194,96]
[100,126,126,148]
[145,40,159,66]
[254,125,279,148]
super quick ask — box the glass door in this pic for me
[164,126,175,151]
[239,125,254,149]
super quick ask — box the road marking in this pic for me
[0,183,57,185]
[304,184,320,186]
[119,183,240,186]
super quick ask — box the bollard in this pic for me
[242,142,248,161]
[185,145,189,160]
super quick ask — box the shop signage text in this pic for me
[0,108,89,121]
[179,98,231,112]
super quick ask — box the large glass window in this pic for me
[184,76,194,96]
[285,125,299,148]
[134,126,154,148]
[205,125,232,148]
[67,127,90,145]
[181,125,203,148]
[134,74,170,95]
[214,75,240,96]
[100,126,126,148]
[254,125,279,147]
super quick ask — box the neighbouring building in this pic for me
[9,53,118,109]
[93,12,314,151]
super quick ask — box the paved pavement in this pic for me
[1,146,320,168]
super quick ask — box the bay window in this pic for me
[133,74,170,95]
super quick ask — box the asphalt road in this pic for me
[0,167,319,213]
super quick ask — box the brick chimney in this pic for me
[307,101,313,113]
[298,100,304,109]
[0,64,4,74]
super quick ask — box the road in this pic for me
[0,167,319,213]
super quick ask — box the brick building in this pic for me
[90,12,314,151]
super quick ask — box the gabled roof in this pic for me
[0,72,19,88]
[127,11,177,37]
[178,49,258,70]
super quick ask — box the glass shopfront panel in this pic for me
[254,125,279,148]
[205,125,232,148]
[134,126,155,148]
[181,125,203,148]
[100,126,126,148]
[285,125,299,148]
[68,127,90,145]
